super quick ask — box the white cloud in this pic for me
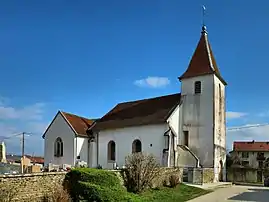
[0,102,45,120]
[227,123,269,151]
[1,121,47,156]
[26,122,49,134]
[134,76,170,88]
[0,97,47,156]
[226,111,247,119]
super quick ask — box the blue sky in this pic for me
[0,0,269,155]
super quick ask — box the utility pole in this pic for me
[22,132,25,158]
[21,132,25,174]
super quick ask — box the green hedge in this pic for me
[64,168,141,202]
[79,181,141,202]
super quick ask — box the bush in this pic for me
[64,168,140,201]
[169,174,180,188]
[123,152,160,193]
[65,168,122,188]
[79,181,141,202]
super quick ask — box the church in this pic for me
[43,25,227,182]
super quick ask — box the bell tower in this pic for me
[178,25,227,182]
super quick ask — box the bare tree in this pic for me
[123,152,160,193]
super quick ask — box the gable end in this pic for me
[42,111,78,139]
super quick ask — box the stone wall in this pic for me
[152,167,183,188]
[227,168,263,183]
[187,167,214,184]
[112,167,183,188]
[0,172,66,202]
[202,168,214,183]
[0,167,184,201]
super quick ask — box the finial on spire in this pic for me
[201,5,207,34]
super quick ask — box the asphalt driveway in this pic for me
[188,185,269,202]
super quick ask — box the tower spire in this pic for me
[178,5,227,85]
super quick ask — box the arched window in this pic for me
[194,81,201,94]
[54,137,63,157]
[132,139,142,153]
[107,141,116,161]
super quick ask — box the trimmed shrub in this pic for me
[64,168,141,202]
[79,181,141,202]
[76,168,122,188]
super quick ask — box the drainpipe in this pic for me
[75,136,78,167]
[97,132,99,166]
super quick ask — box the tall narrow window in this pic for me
[54,137,63,157]
[164,132,169,150]
[183,131,189,147]
[107,140,116,161]
[194,81,201,94]
[132,139,142,153]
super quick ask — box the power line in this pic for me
[0,132,24,140]
[227,123,269,131]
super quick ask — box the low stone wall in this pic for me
[0,167,184,201]
[187,167,214,184]
[152,167,183,188]
[202,168,214,183]
[111,167,183,188]
[227,168,263,183]
[0,172,66,202]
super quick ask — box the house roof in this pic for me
[6,154,21,162]
[91,93,181,131]
[6,155,44,164]
[25,155,44,164]
[42,111,96,138]
[178,26,227,85]
[61,111,95,137]
[233,141,269,152]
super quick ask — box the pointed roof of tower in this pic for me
[179,26,227,85]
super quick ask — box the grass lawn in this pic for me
[139,183,211,202]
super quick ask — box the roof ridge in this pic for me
[61,111,95,121]
[117,93,181,105]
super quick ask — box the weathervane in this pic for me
[201,5,207,33]
[202,5,206,27]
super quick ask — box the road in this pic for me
[188,185,269,202]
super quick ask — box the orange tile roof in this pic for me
[179,26,226,85]
[25,155,45,164]
[61,112,95,137]
[233,141,269,152]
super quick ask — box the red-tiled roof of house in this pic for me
[233,141,269,152]
[25,155,45,164]
[61,112,95,137]
[178,26,226,85]
[6,155,45,164]
[92,93,181,131]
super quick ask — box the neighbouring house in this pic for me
[43,25,227,182]
[228,141,269,183]
[6,154,44,168]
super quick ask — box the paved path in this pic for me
[188,185,269,202]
